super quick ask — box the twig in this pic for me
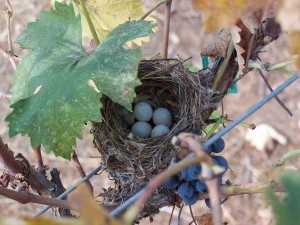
[0,186,76,211]
[33,145,44,168]
[78,0,100,45]
[33,165,103,217]
[3,0,16,70]
[168,205,175,225]
[111,74,299,219]
[177,204,184,225]
[206,178,222,225]
[72,151,93,194]
[273,149,300,167]
[212,42,234,91]
[163,0,172,59]
[188,205,197,225]
[140,0,168,20]
[257,69,293,116]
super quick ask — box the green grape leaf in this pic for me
[5,2,155,159]
[267,171,300,225]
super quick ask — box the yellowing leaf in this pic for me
[73,0,145,41]
[0,217,84,225]
[70,185,123,225]
[192,0,271,31]
[287,32,300,68]
[277,0,300,69]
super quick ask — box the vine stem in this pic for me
[140,0,169,20]
[0,186,76,211]
[72,151,93,194]
[212,41,234,91]
[273,149,300,167]
[78,0,100,45]
[33,165,103,217]
[163,0,172,59]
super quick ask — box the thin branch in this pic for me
[168,205,175,225]
[162,0,172,59]
[33,145,44,168]
[188,205,197,225]
[140,0,168,20]
[72,151,93,194]
[257,69,292,116]
[34,165,103,217]
[273,149,300,167]
[0,186,76,211]
[4,0,16,70]
[78,0,100,45]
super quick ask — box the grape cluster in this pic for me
[162,136,228,207]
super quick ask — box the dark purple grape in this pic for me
[162,175,180,189]
[177,183,194,199]
[187,164,201,180]
[182,191,199,205]
[212,138,225,153]
[203,144,212,154]
[213,155,228,173]
[195,180,208,193]
[180,167,190,180]
[205,199,211,209]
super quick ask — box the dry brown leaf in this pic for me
[241,11,263,34]
[201,28,231,57]
[194,213,213,225]
[192,0,271,32]
[231,26,246,76]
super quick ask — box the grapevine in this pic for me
[0,1,299,225]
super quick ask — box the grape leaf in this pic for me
[52,0,148,43]
[5,2,155,159]
[267,171,300,225]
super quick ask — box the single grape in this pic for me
[180,167,189,181]
[151,124,170,138]
[162,175,180,189]
[133,101,153,122]
[177,183,194,199]
[205,199,211,209]
[188,129,200,135]
[152,107,172,127]
[213,155,228,173]
[187,164,201,180]
[182,191,199,205]
[195,180,208,193]
[212,138,225,153]
[131,121,152,138]
[203,144,212,154]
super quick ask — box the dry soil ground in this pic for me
[0,1,300,225]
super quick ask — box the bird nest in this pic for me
[92,58,237,219]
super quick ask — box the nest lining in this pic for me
[92,59,220,204]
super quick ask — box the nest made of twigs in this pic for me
[92,58,237,219]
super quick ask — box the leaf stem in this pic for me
[78,0,100,45]
[273,149,300,167]
[163,0,172,59]
[212,41,234,91]
[204,116,224,141]
[140,0,169,20]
